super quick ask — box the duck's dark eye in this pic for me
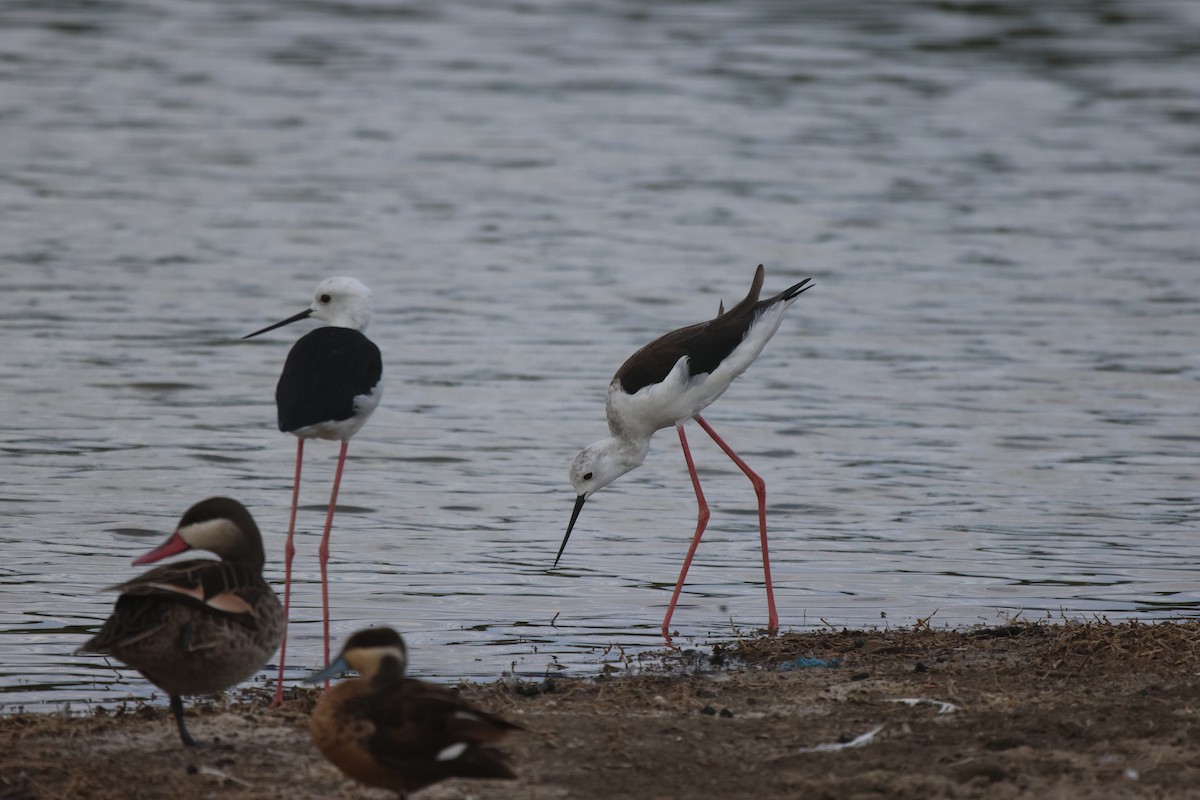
[320,294,332,303]
[583,472,593,481]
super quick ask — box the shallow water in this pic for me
[1,0,1198,712]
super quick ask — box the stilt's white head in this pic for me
[556,438,648,566]
[310,277,373,331]
[242,276,375,340]
[568,439,641,500]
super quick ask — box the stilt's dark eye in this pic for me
[320,294,332,303]
[583,472,593,481]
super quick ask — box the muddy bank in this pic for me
[3,620,1198,799]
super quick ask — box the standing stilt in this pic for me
[244,277,383,701]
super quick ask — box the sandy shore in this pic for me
[3,620,1198,799]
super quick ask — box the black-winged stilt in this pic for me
[242,276,382,704]
[556,265,812,639]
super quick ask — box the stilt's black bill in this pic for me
[242,308,313,339]
[555,494,587,566]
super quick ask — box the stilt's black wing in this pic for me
[275,327,382,432]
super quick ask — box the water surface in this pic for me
[1,0,1198,711]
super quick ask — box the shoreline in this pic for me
[4,619,1198,799]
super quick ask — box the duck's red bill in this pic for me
[133,530,191,566]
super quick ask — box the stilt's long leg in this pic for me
[694,415,779,633]
[272,438,304,707]
[317,440,350,687]
[663,424,711,640]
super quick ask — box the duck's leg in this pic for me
[170,695,197,747]
[272,438,304,707]
[317,440,350,687]
[694,415,779,633]
[662,423,711,641]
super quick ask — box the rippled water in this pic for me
[2,0,1198,712]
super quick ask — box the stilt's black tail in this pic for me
[765,274,814,306]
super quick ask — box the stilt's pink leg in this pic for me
[272,438,304,707]
[663,424,711,641]
[317,440,349,688]
[694,415,779,633]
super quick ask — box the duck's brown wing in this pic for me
[111,559,271,618]
[365,680,519,789]
[78,559,273,655]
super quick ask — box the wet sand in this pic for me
[3,620,1197,799]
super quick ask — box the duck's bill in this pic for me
[133,530,191,566]
[554,494,587,566]
[305,655,350,684]
[242,308,313,340]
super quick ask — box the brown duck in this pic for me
[310,627,519,797]
[77,497,284,746]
